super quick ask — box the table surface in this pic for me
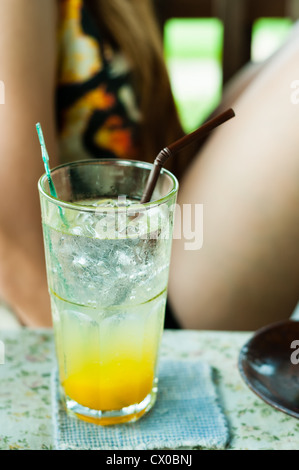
[0,328,298,450]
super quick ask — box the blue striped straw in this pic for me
[36,123,68,227]
[36,124,69,295]
[36,123,58,198]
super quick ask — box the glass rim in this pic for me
[38,158,179,213]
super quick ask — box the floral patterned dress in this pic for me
[56,0,141,164]
[55,0,179,329]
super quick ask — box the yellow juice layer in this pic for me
[62,357,154,411]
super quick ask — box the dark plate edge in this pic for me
[238,320,299,420]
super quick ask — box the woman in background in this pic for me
[0,0,298,330]
[0,0,192,328]
[169,24,299,330]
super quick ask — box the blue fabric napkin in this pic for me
[51,359,230,450]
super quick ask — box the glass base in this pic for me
[61,379,158,426]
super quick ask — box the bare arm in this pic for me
[168,29,299,331]
[0,0,58,326]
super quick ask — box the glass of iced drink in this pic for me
[38,159,178,425]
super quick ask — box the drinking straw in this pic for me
[140,108,235,204]
[36,123,58,198]
[36,123,67,226]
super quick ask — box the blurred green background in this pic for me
[164,18,293,132]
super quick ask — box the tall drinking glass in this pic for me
[38,159,178,425]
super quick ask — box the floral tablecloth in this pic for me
[0,328,298,450]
